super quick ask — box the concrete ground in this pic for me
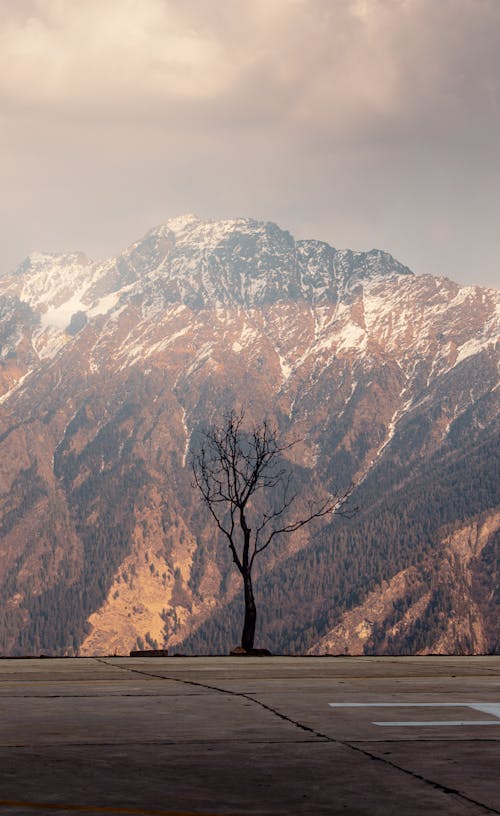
[0,656,499,816]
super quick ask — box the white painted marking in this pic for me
[328,702,500,727]
[374,721,500,727]
[329,702,480,708]
[468,703,500,717]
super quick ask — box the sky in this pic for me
[1,0,499,288]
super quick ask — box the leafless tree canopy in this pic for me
[191,410,356,652]
[192,411,353,570]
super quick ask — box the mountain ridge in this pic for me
[0,215,498,656]
[8,214,414,320]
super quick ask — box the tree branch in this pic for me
[190,410,358,601]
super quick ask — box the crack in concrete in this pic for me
[96,658,500,815]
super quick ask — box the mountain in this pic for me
[0,214,498,656]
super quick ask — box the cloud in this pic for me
[0,0,499,285]
[0,0,234,114]
[1,0,499,139]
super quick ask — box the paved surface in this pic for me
[0,656,499,815]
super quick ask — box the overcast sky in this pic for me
[1,0,499,287]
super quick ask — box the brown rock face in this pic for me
[0,216,498,656]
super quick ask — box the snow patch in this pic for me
[32,326,68,359]
[336,321,367,353]
[455,336,492,365]
[41,292,86,331]
[0,370,33,404]
[232,321,259,354]
[278,354,293,381]
[185,342,215,377]
[144,325,190,356]
[165,214,200,235]
[180,407,191,468]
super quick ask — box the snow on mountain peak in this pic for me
[164,213,201,234]
[1,216,420,344]
[19,250,91,274]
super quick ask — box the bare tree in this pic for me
[191,410,355,653]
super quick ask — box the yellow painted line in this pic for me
[0,800,228,816]
[0,675,156,688]
[0,681,161,684]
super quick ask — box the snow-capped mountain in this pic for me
[0,215,498,656]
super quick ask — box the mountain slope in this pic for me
[0,215,498,656]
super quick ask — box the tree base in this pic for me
[230,647,273,656]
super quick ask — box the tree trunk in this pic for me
[241,570,256,652]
